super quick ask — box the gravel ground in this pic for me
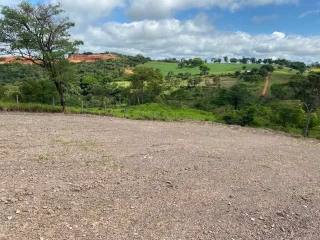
[0,112,320,240]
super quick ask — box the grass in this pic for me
[271,68,296,85]
[1,101,318,140]
[310,68,320,73]
[0,101,216,122]
[0,102,63,113]
[142,62,260,76]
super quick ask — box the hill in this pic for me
[141,61,261,75]
[0,53,120,65]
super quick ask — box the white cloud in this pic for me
[128,0,298,19]
[251,14,278,24]
[73,18,320,62]
[51,0,126,24]
[299,9,320,18]
[51,0,298,21]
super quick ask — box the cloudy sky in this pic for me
[1,0,320,62]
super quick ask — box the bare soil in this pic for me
[0,112,320,240]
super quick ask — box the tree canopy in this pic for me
[0,2,83,110]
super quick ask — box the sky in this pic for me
[1,0,320,62]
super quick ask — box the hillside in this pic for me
[142,61,261,75]
[0,53,120,65]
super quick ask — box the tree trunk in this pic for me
[54,80,66,113]
[59,90,66,112]
[303,110,312,137]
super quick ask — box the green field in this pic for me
[141,61,261,76]
[0,102,216,122]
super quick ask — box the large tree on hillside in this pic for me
[0,2,83,111]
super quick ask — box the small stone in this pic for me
[15,209,21,214]
[7,216,13,220]
[42,206,48,209]
[276,211,285,218]
[165,181,174,188]
[251,218,255,222]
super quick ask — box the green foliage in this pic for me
[187,77,201,88]
[270,102,305,128]
[239,65,273,82]
[129,66,164,104]
[199,64,210,76]
[0,64,47,84]
[214,84,254,110]
[0,2,82,110]
[290,72,320,112]
[20,79,58,104]
[178,58,204,68]
[270,83,293,100]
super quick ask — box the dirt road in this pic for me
[0,113,320,239]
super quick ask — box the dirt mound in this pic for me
[0,56,34,65]
[68,53,119,63]
[0,53,120,65]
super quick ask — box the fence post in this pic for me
[81,101,84,113]
[52,97,55,107]
[16,95,19,104]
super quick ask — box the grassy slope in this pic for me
[142,62,260,76]
[1,101,319,139]
[0,102,216,122]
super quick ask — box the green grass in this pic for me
[271,68,296,85]
[1,101,319,139]
[0,102,63,113]
[0,102,216,122]
[141,61,261,76]
[109,103,216,121]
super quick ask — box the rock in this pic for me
[165,181,174,188]
[276,211,285,218]
[7,216,13,220]
[15,209,21,214]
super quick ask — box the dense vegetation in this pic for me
[0,55,319,139]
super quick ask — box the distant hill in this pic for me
[68,53,119,63]
[0,53,120,65]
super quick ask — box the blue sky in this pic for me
[2,0,320,62]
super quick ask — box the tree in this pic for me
[187,77,201,88]
[0,2,83,111]
[223,56,228,63]
[289,72,320,137]
[215,84,253,110]
[129,66,163,104]
[230,58,238,63]
[199,64,210,76]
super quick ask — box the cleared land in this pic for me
[0,113,320,240]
